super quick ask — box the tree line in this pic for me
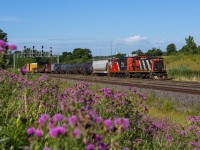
[129,35,200,57]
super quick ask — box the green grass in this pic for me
[145,91,200,126]
[163,54,200,81]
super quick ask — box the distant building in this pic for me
[126,54,138,57]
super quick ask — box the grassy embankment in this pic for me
[163,54,200,82]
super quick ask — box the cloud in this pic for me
[114,35,147,45]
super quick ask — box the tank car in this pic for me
[92,60,110,75]
[51,63,62,74]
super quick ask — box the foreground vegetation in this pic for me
[0,70,200,150]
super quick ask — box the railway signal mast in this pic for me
[13,46,59,71]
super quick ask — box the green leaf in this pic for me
[0,137,10,143]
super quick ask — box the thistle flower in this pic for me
[9,44,17,50]
[27,127,35,135]
[196,131,200,135]
[35,129,43,138]
[68,116,77,126]
[49,126,66,138]
[43,147,51,150]
[21,68,27,75]
[98,142,107,150]
[52,114,65,122]
[114,118,121,125]
[122,118,129,129]
[188,126,196,132]
[0,40,5,46]
[0,47,3,52]
[94,134,102,143]
[96,117,103,123]
[38,114,50,125]
[86,144,95,150]
[4,43,9,50]
[104,119,113,130]
[165,134,172,143]
[73,128,81,138]
[190,142,199,147]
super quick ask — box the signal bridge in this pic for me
[13,46,60,71]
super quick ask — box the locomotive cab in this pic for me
[126,56,167,79]
[150,57,167,79]
[109,58,127,77]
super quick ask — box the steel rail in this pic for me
[46,74,200,95]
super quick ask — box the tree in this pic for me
[60,48,92,63]
[166,43,177,55]
[146,48,163,56]
[198,46,200,54]
[132,49,144,55]
[180,35,197,54]
[115,53,125,58]
[0,29,8,42]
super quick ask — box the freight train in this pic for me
[26,55,168,79]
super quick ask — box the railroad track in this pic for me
[45,74,200,95]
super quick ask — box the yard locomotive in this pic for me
[29,55,168,79]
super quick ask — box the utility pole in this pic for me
[13,53,15,72]
[57,54,59,63]
[110,41,112,57]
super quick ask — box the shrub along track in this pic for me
[44,74,200,95]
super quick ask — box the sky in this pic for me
[1,0,200,56]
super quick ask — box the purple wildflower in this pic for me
[104,119,113,130]
[38,114,50,125]
[27,127,35,135]
[94,134,102,143]
[188,126,196,132]
[55,126,66,134]
[179,130,187,136]
[53,114,65,122]
[43,147,51,150]
[0,46,3,52]
[86,144,95,150]
[133,87,138,92]
[96,117,103,123]
[68,116,77,126]
[35,129,43,138]
[98,142,107,150]
[48,122,54,129]
[123,148,130,150]
[9,44,17,50]
[154,123,161,129]
[73,128,81,138]
[21,68,27,75]
[49,128,57,138]
[165,134,172,143]
[122,118,129,129]
[0,40,5,46]
[114,118,121,125]
[4,43,9,50]
[125,86,131,90]
[190,142,199,147]
[89,111,95,118]
[49,126,66,138]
